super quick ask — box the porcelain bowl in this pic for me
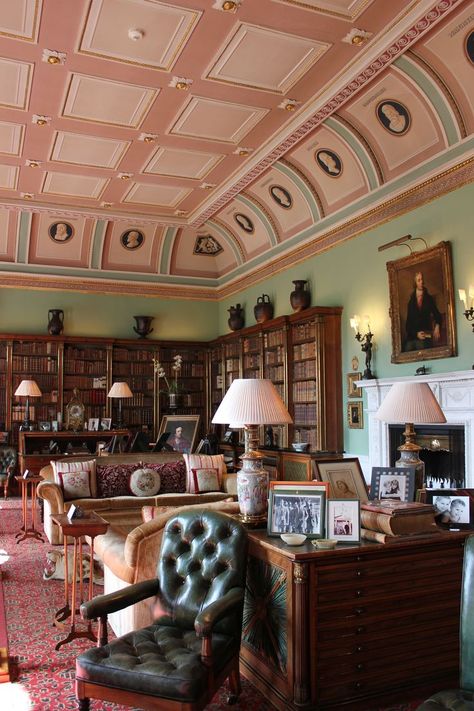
[291,442,309,452]
[280,533,307,546]
[312,539,338,550]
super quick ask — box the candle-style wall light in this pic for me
[459,286,474,332]
[350,314,375,379]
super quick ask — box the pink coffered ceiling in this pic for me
[0,0,472,298]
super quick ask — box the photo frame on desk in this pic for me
[268,482,327,539]
[370,466,416,503]
[327,499,361,542]
[314,458,368,501]
[419,488,474,529]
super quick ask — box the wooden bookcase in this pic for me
[0,305,342,454]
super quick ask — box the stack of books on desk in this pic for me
[361,500,439,543]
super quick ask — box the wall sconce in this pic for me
[459,286,474,332]
[350,315,375,380]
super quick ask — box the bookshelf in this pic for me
[112,342,157,430]
[63,342,108,424]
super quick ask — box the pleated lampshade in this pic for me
[212,379,292,425]
[375,382,446,424]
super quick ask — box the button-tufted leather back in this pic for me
[156,509,248,633]
[0,446,17,476]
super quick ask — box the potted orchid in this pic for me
[153,354,183,408]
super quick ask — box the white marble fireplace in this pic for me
[358,370,474,488]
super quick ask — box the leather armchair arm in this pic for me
[80,578,160,620]
[194,588,244,638]
[37,480,64,514]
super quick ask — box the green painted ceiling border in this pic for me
[273,161,323,221]
[91,220,106,269]
[207,219,244,265]
[234,194,279,247]
[393,56,461,145]
[159,226,179,274]
[325,116,380,190]
[17,211,32,263]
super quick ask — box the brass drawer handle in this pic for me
[355,607,365,615]
[356,626,364,634]
[355,590,363,598]
[356,663,364,670]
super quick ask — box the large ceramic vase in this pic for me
[237,462,269,523]
[48,309,64,335]
[228,304,245,331]
[133,315,154,338]
[290,280,311,312]
[254,294,274,323]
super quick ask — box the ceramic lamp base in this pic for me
[236,452,269,526]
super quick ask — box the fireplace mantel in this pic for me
[358,370,474,487]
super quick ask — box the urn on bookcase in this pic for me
[133,315,154,338]
[290,280,311,312]
[228,304,245,331]
[48,309,64,335]
[254,294,273,323]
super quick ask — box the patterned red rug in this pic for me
[0,499,422,710]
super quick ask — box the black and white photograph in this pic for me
[327,499,361,542]
[268,485,325,539]
[370,466,416,503]
[422,488,474,529]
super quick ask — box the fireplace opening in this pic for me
[388,424,465,489]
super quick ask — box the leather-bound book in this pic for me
[361,500,437,536]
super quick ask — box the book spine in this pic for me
[361,528,392,543]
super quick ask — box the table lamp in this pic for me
[15,379,42,431]
[375,381,446,490]
[212,379,292,525]
[107,382,133,429]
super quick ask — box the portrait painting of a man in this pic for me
[315,149,342,177]
[49,221,74,243]
[387,242,456,364]
[121,229,144,250]
[376,99,411,135]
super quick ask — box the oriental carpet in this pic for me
[0,499,422,710]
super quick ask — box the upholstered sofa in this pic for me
[37,452,237,545]
[91,498,241,637]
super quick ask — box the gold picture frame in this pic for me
[347,402,363,429]
[386,241,456,364]
[158,415,200,454]
[347,372,362,398]
[314,458,368,501]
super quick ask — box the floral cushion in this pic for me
[192,467,220,493]
[183,454,226,493]
[129,467,161,497]
[144,460,186,494]
[52,459,97,497]
[57,470,92,501]
[96,463,137,498]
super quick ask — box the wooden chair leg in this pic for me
[227,663,241,705]
[78,700,90,710]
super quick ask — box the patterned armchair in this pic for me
[0,446,17,498]
[75,508,248,710]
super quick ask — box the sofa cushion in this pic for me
[96,463,137,498]
[183,454,226,493]
[57,469,92,500]
[143,460,186,494]
[191,467,220,493]
[52,458,97,497]
[142,505,177,523]
[129,467,161,497]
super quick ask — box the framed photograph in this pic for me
[369,466,416,503]
[267,483,326,539]
[327,499,361,542]
[100,417,112,431]
[88,417,99,432]
[314,458,368,501]
[420,488,474,529]
[386,241,456,364]
[39,421,51,432]
[347,402,363,429]
[347,372,362,398]
[158,415,200,454]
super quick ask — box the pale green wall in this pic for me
[218,182,474,457]
[0,289,219,341]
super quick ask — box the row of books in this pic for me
[293,342,316,360]
[291,322,316,342]
[360,500,438,544]
[293,403,317,423]
[293,381,317,401]
[293,360,316,379]
[264,346,284,364]
[263,332,284,348]
[13,342,58,355]
[13,356,57,372]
